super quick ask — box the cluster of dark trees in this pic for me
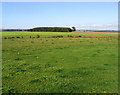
[27,27,76,32]
[2,27,76,32]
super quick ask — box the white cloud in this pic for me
[75,23,118,30]
[92,24,103,27]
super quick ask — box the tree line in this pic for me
[2,27,76,32]
[27,27,76,32]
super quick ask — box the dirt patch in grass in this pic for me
[74,31,120,34]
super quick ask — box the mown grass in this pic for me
[2,31,118,93]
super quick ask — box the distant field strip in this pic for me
[2,31,119,37]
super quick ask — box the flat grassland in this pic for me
[2,31,118,93]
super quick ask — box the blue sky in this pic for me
[2,2,118,30]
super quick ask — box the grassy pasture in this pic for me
[2,31,118,37]
[2,31,118,93]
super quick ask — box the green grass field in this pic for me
[2,31,118,36]
[2,31,118,93]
